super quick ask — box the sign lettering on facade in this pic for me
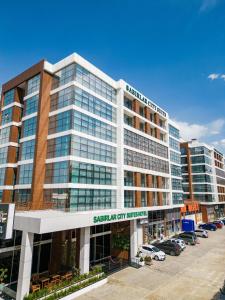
[93,210,148,224]
[126,84,167,117]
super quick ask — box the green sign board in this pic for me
[93,211,148,224]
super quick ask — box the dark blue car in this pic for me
[199,223,217,231]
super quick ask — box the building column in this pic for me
[16,232,34,300]
[137,224,144,247]
[130,219,138,260]
[79,227,90,274]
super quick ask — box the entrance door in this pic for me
[90,234,111,263]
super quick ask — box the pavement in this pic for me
[76,228,225,300]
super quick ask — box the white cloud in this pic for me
[200,0,219,12]
[174,118,225,141]
[221,74,225,81]
[208,73,220,80]
[211,139,225,152]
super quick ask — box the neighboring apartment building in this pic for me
[180,139,225,222]
[0,53,183,299]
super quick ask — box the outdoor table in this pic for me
[51,274,61,284]
[40,277,50,288]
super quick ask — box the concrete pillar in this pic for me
[16,232,34,300]
[79,227,90,274]
[137,224,144,247]
[130,219,138,260]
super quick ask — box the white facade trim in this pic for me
[21,112,37,121]
[0,122,21,130]
[1,102,23,111]
[19,135,36,143]
[0,163,17,168]
[23,91,39,101]
[0,185,14,190]
[14,184,31,189]
[17,159,33,165]
[43,183,117,189]
[0,142,19,149]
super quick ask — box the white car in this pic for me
[169,238,186,250]
[140,244,166,261]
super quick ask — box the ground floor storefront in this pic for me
[200,203,225,223]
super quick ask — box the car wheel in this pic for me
[170,250,175,256]
[154,255,159,261]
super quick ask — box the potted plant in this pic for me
[0,268,7,291]
[144,256,152,266]
[139,257,145,267]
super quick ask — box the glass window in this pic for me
[48,111,71,135]
[14,189,31,204]
[20,140,35,160]
[22,117,37,137]
[24,94,39,116]
[47,135,71,158]
[169,124,180,139]
[0,147,8,164]
[4,89,14,107]
[73,111,116,142]
[171,164,182,177]
[172,193,183,205]
[45,161,69,184]
[27,74,40,95]
[124,129,168,159]
[52,64,76,89]
[18,164,33,184]
[70,189,116,211]
[170,151,181,164]
[124,97,133,110]
[193,184,213,193]
[192,165,212,174]
[124,148,169,173]
[124,190,135,208]
[71,136,116,163]
[191,155,211,165]
[0,127,10,144]
[1,107,13,125]
[169,137,180,152]
[50,87,116,123]
[124,171,134,186]
[0,168,5,185]
[172,178,182,190]
[71,162,116,185]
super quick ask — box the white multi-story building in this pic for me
[0,53,183,299]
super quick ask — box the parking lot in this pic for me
[77,228,225,300]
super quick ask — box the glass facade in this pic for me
[191,155,211,165]
[0,147,8,164]
[51,87,116,122]
[169,137,180,152]
[20,140,35,160]
[169,124,179,139]
[27,74,40,95]
[1,107,13,125]
[24,95,39,116]
[48,110,116,142]
[124,190,135,207]
[15,189,31,203]
[192,165,212,174]
[52,64,116,103]
[22,117,37,137]
[171,164,182,177]
[0,127,10,144]
[190,146,211,157]
[0,168,5,185]
[45,161,116,185]
[124,148,169,173]
[70,189,116,211]
[172,178,182,190]
[170,151,181,164]
[193,184,213,193]
[124,129,168,158]
[18,164,33,184]
[47,135,116,163]
[172,192,183,204]
[4,89,14,107]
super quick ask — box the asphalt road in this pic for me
[76,228,225,300]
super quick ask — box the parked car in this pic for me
[195,229,208,238]
[220,218,225,225]
[212,221,223,229]
[169,238,186,250]
[153,241,182,256]
[177,233,197,245]
[199,223,217,231]
[140,245,166,261]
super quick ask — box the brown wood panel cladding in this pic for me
[135,191,141,207]
[132,99,140,114]
[154,113,160,125]
[181,142,194,199]
[7,146,17,163]
[144,106,150,120]
[9,126,20,143]
[147,191,153,207]
[2,60,45,93]
[145,122,151,135]
[133,116,140,130]
[157,192,163,206]
[146,174,152,188]
[2,190,13,204]
[12,106,22,122]
[31,71,52,210]
[4,168,15,186]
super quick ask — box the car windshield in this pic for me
[151,246,160,252]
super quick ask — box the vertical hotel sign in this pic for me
[125,84,167,117]
[0,204,15,239]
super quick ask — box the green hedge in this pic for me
[24,266,104,300]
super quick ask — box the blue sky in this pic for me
[1,0,225,150]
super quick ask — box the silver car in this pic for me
[194,229,208,238]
